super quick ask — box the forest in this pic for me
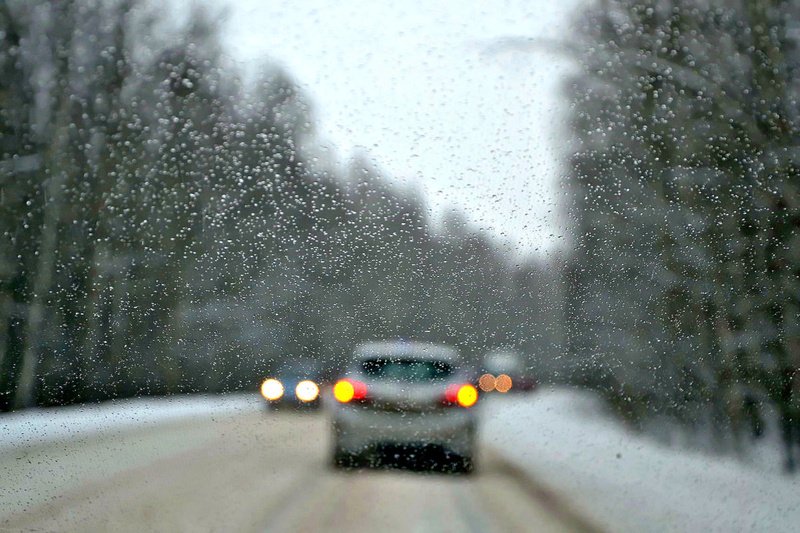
[0,0,559,411]
[564,0,800,467]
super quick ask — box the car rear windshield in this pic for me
[360,358,453,382]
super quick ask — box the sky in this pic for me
[190,0,584,255]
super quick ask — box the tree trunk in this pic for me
[0,291,9,380]
[13,168,65,409]
[78,248,101,400]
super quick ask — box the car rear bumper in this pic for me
[266,397,321,409]
[332,405,476,456]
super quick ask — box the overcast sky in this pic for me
[192,0,583,255]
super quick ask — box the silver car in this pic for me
[329,341,479,473]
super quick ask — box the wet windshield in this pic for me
[1,0,798,531]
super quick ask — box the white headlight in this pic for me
[260,378,284,401]
[295,380,320,402]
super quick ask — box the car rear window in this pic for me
[360,358,453,382]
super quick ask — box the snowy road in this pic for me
[6,390,795,532]
[0,399,593,532]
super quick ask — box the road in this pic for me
[1,407,595,532]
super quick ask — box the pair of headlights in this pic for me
[478,373,512,393]
[260,378,320,402]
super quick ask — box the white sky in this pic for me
[198,0,583,255]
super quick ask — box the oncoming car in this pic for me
[260,359,323,409]
[329,341,479,473]
[478,349,536,394]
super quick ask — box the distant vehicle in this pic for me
[329,341,479,473]
[478,350,536,393]
[260,359,323,409]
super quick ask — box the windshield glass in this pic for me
[2,0,798,530]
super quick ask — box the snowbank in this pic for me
[0,393,263,453]
[482,388,800,533]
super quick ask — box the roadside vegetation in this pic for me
[0,0,558,410]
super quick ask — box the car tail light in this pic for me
[333,378,367,403]
[444,383,479,408]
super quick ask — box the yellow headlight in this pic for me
[260,378,284,401]
[295,380,319,402]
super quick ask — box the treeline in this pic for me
[0,0,559,411]
[564,0,800,468]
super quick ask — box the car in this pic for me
[478,349,536,393]
[260,359,323,409]
[329,341,479,473]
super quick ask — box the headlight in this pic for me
[478,373,496,392]
[495,374,512,393]
[295,380,319,402]
[260,378,284,401]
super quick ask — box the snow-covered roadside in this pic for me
[482,388,800,533]
[0,393,263,453]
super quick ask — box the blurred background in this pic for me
[0,0,566,409]
[1,0,799,478]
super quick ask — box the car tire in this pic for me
[451,454,474,474]
[332,448,359,469]
[452,422,476,474]
[331,428,359,469]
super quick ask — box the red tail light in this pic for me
[333,378,368,403]
[444,383,479,408]
[352,380,367,400]
[444,384,459,404]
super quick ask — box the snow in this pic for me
[0,393,263,453]
[482,388,800,533]
[3,389,798,531]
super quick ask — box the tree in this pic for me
[563,0,800,467]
